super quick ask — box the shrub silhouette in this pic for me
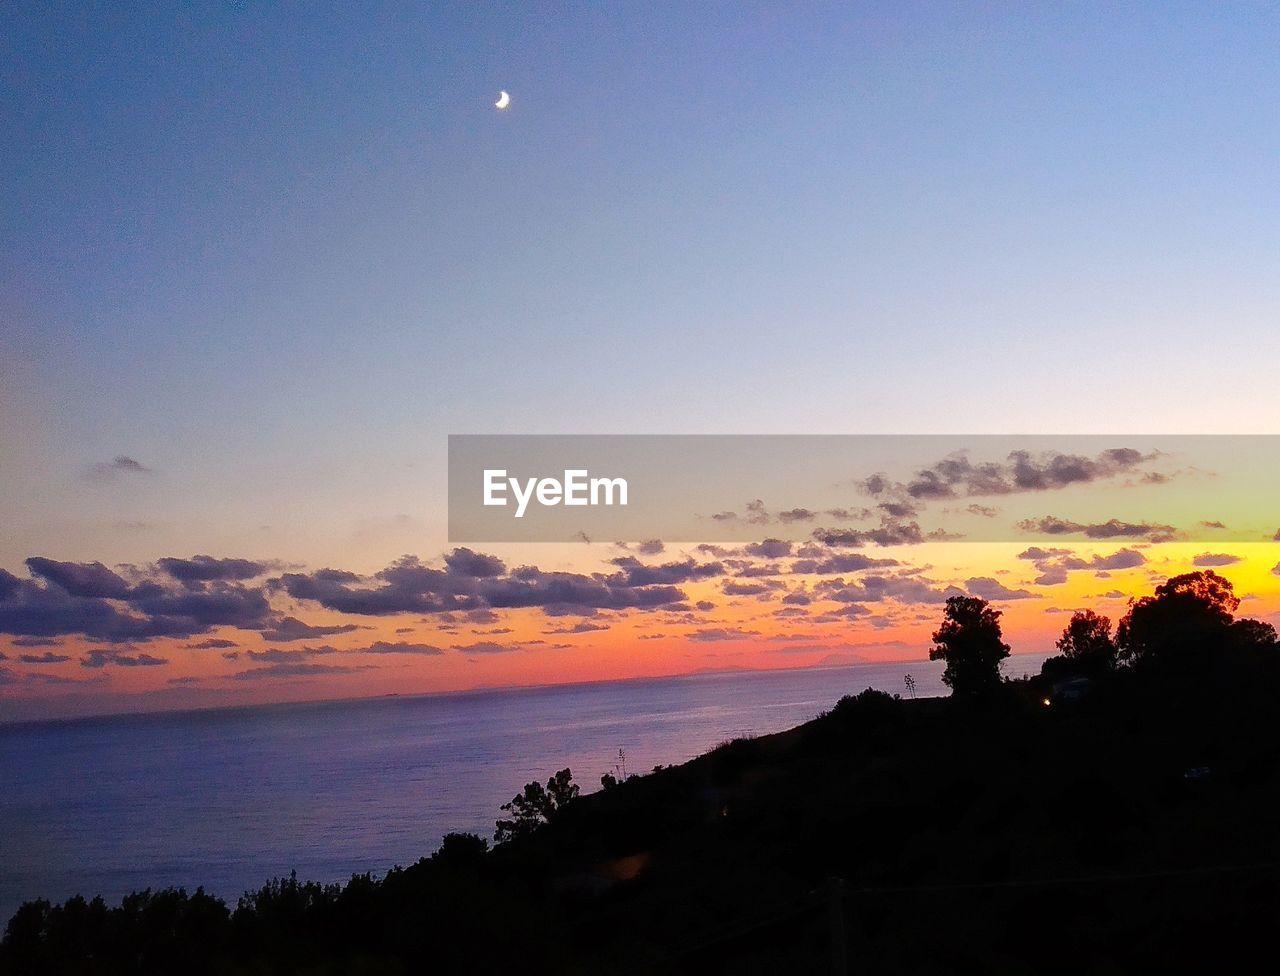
[833,687,902,729]
[431,831,489,867]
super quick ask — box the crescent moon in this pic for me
[495,91,510,110]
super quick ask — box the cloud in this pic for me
[824,507,873,521]
[127,586,272,631]
[608,557,724,587]
[633,540,665,555]
[1016,546,1147,585]
[811,520,927,548]
[442,548,506,578]
[232,662,367,681]
[1032,566,1069,586]
[157,555,268,583]
[25,558,140,599]
[811,604,873,622]
[965,577,1036,601]
[88,456,154,481]
[0,587,170,642]
[245,645,338,662]
[1193,553,1243,567]
[543,622,609,635]
[791,553,900,575]
[1016,516,1177,541]
[878,501,919,518]
[722,580,779,596]
[1016,547,1073,561]
[258,615,360,642]
[708,500,772,525]
[687,627,760,642]
[720,560,781,579]
[1272,562,1280,577]
[743,539,792,559]
[18,652,71,664]
[362,641,445,655]
[451,641,519,654]
[1199,520,1227,530]
[776,508,816,524]
[815,574,960,606]
[1088,549,1148,570]
[81,650,168,669]
[1,558,275,642]
[113,521,155,532]
[863,448,1160,502]
[274,553,692,618]
[11,636,62,647]
[184,638,239,649]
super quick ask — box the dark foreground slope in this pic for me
[6,648,1280,974]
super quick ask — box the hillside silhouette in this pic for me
[5,570,1280,974]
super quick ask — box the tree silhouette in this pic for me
[929,596,1010,696]
[494,768,579,845]
[1055,609,1118,674]
[546,768,578,808]
[1116,570,1239,666]
[1230,617,1278,650]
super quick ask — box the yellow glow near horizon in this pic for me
[3,541,1276,720]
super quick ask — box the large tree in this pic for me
[1116,570,1239,666]
[930,596,1010,696]
[1055,609,1118,674]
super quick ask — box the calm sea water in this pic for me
[0,656,1047,921]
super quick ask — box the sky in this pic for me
[2,2,1279,720]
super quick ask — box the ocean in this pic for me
[0,655,1047,922]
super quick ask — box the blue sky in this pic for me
[3,1,1280,572]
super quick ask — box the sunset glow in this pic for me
[4,536,1277,721]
